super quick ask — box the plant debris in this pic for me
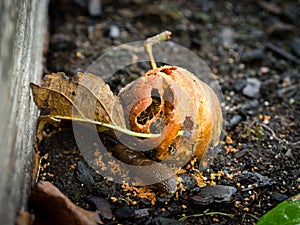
[29,181,102,225]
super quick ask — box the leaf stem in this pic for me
[51,116,161,138]
[51,115,185,139]
[145,31,172,69]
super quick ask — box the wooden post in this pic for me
[0,0,49,224]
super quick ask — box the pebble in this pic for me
[220,27,235,48]
[241,99,259,111]
[109,24,120,39]
[234,79,247,92]
[291,38,300,58]
[240,49,264,63]
[227,115,243,130]
[87,0,102,17]
[242,77,261,98]
[289,98,295,105]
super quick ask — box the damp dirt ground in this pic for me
[33,0,300,224]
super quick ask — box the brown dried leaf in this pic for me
[30,72,126,130]
[29,181,103,225]
[88,195,113,220]
[15,211,34,225]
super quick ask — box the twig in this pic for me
[258,122,282,142]
[144,31,172,69]
[289,141,300,146]
[265,42,300,64]
[178,212,234,222]
[247,213,260,221]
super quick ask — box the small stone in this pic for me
[234,79,247,91]
[220,27,234,48]
[241,99,259,111]
[242,78,261,98]
[260,67,270,74]
[227,115,243,130]
[240,49,264,63]
[289,98,295,105]
[109,24,120,39]
[87,0,101,17]
[239,63,245,70]
[291,38,300,58]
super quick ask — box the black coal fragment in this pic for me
[240,49,264,63]
[241,99,259,111]
[241,170,276,191]
[76,161,95,188]
[234,79,247,92]
[227,115,244,130]
[291,38,300,58]
[115,205,135,219]
[154,217,184,225]
[190,185,237,205]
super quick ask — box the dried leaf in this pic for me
[30,72,126,131]
[29,181,103,225]
[15,211,34,225]
[88,196,113,220]
[30,72,162,139]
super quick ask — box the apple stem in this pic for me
[145,31,172,69]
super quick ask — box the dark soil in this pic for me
[35,0,300,224]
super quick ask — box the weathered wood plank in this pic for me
[0,0,49,224]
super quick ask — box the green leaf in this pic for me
[256,193,300,225]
